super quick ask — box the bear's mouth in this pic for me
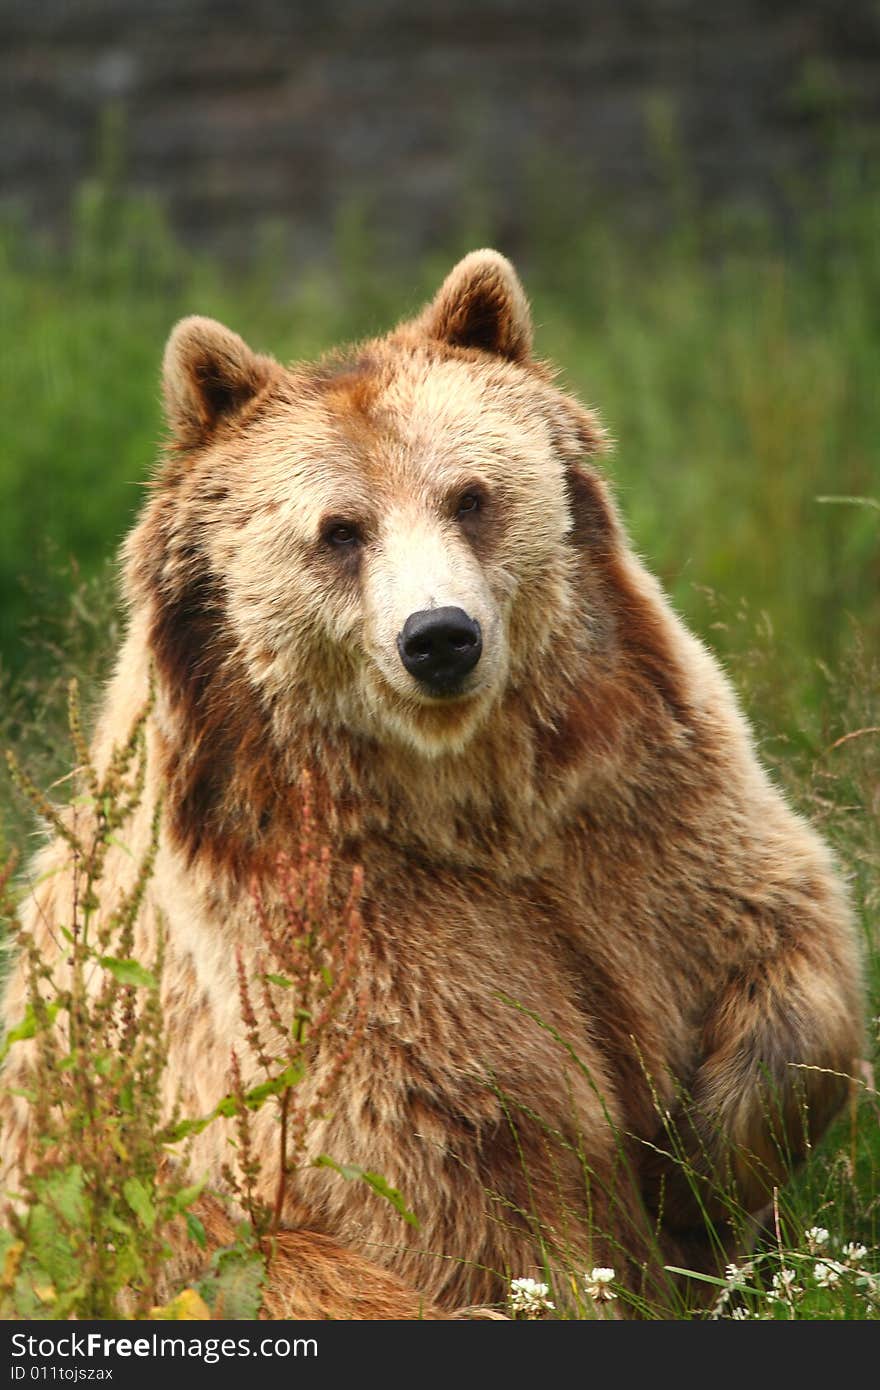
[368,662,487,715]
[361,662,495,755]
[417,672,481,701]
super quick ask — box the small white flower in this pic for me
[842,1242,868,1266]
[584,1266,617,1302]
[709,1286,731,1319]
[813,1262,840,1289]
[724,1261,753,1288]
[805,1226,830,1252]
[730,1305,749,1320]
[768,1268,802,1303]
[509,1277,555,1318]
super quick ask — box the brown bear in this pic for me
[0,250,864,1318]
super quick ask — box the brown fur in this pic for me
[1,250,864,1318]
[189,1196,449,1320]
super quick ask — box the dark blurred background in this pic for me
[3,0,879,258]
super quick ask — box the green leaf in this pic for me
[98,956,158,989]
[161,1115,214,1143]
[184,1213,207,1250]
[242,1061,306,1109]
[168,1179,207,1216]
[199,1248,265,1320]
[162,1089,253,1141]
[664,1265,763,1297]
[41,1166,86,1228]
[106,834,135,858]
[27,1206,78,1289]
[0,1003,61,1063]
[263,973,294,989]
[163,1058,307,1143]
[111,1242,146,1289]
[103,1213,136,1238]
[123,1177,156,1230]
[314,1156,420,1228]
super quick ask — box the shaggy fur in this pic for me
[1,250,864,1317]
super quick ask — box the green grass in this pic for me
[0,161,877,1317]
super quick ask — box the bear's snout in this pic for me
[397,607,483,693]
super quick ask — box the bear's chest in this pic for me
[352,859,608,1117]
[350,847,691,1141]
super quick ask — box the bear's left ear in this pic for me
[162,316,279,447]
[420,249,533,363]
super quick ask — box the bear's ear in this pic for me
[162,316,278,446]
[421,249,533,363]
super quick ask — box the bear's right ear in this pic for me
[162,316,278,447]
[420,249,533,362]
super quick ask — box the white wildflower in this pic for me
[813,1262,839,1289]
[767,1268,802,1303]
[509,1277,555,1318]
[709,1286,731,1319]
[724,1261,753,1289]
[842,1242,868,1266]
[805,1226,830,1252]
[730,1305,749,1320]
[584,1266,617,1302]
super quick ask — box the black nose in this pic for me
[397,607,483,691]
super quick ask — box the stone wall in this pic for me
[2,0,878,256]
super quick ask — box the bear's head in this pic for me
[127,250,693,870]
[128,251,628,779]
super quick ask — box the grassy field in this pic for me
[0,166,877,1317]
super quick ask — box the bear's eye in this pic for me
[456,491,483,518]
[323,522,361,548]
